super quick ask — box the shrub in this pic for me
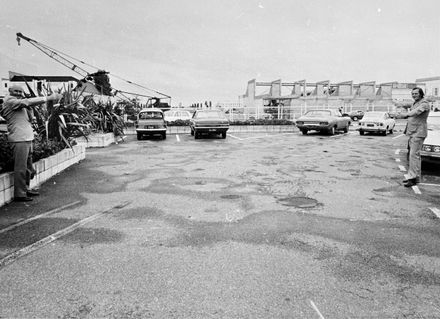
[32,135,66,163]
[0,134,67,174]
[0,134,13,174]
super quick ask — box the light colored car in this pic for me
[135,108,167,140]
[358,111,395,136]
[164,110,192,122]
[295,109,351,135]
[421,112,440,164]
[190,109,229,139]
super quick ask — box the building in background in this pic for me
[1,71,79,98]
[239,78,435,120]
[416,76,440,99]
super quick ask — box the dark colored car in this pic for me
[190,109,229,139]
[295,109,351,135]
[342,110,364,121]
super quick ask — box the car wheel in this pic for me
[301,129,308,135]
[162,133,166,140]
[359,130,365,135]
[137,133,142,140]
[343,124,349,133]
[194,131,199,139]
[190,128,194,136]
[221,132,227,139]
[328,126,335,135]
[383,129,387,136]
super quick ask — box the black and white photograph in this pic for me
[0,1,439,318]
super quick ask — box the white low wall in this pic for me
[0,145,86,207]
[75,133,115,148]
[125,125,297,135]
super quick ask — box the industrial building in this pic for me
[240,78,439,120]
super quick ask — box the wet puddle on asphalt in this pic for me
[277,196,320,208]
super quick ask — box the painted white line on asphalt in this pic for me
[419,182,440,187]
[398,165,406,171]
[0,201,130,269]
[429,207,440,219]
[392,134,405,139]
[395,149,400,155]
[0,201,82,235]
[228,134,242,140]
[176,134,180,142]
[310,300,325,319]
[395,158,401,162]
[412,186,422,194]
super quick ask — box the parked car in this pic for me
[164,110,192,122]
[295,109,351,135]
[358,111,395,136]
[421,112,440,164]
[135,108,167,140]
[190,109,229,139]
[342,110,364,121]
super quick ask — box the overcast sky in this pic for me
[1,0,439,106]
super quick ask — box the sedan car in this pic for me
[421,112,440,164]
[164,110,192,123]
[358,111,395,136]
[295,109,351,135]
[135,108,167,140]
[342,110,364,121]
[190,109,229,139]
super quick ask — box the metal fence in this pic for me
[224,100,440,121]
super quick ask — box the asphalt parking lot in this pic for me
[0,126,439,318]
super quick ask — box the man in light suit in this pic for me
[2,85,62,202]
[395,87,430,187]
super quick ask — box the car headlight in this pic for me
[296,121,304,125]
[319,122,328,125]
[434,146,440,153]
[423,145,432,152]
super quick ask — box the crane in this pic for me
[15,32,171,108]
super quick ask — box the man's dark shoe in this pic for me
[26,190,40,196]
[14,196,33,202]
[404,178,417,187]
[403,178,419,183]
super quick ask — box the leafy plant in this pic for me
[0,134,13,174]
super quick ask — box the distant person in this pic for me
[394,87,430,187]
[2,85,62,202]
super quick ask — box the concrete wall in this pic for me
[0,145,86,207]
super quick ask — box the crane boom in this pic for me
[15,32,171,103]
[16,32,92,78]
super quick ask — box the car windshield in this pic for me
[139,112,163,119]
[196,111,225,119]
[304,110,331,117]
[363,112,385,120]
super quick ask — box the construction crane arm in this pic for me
[16,32,92,79]
[15,32,170,101]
